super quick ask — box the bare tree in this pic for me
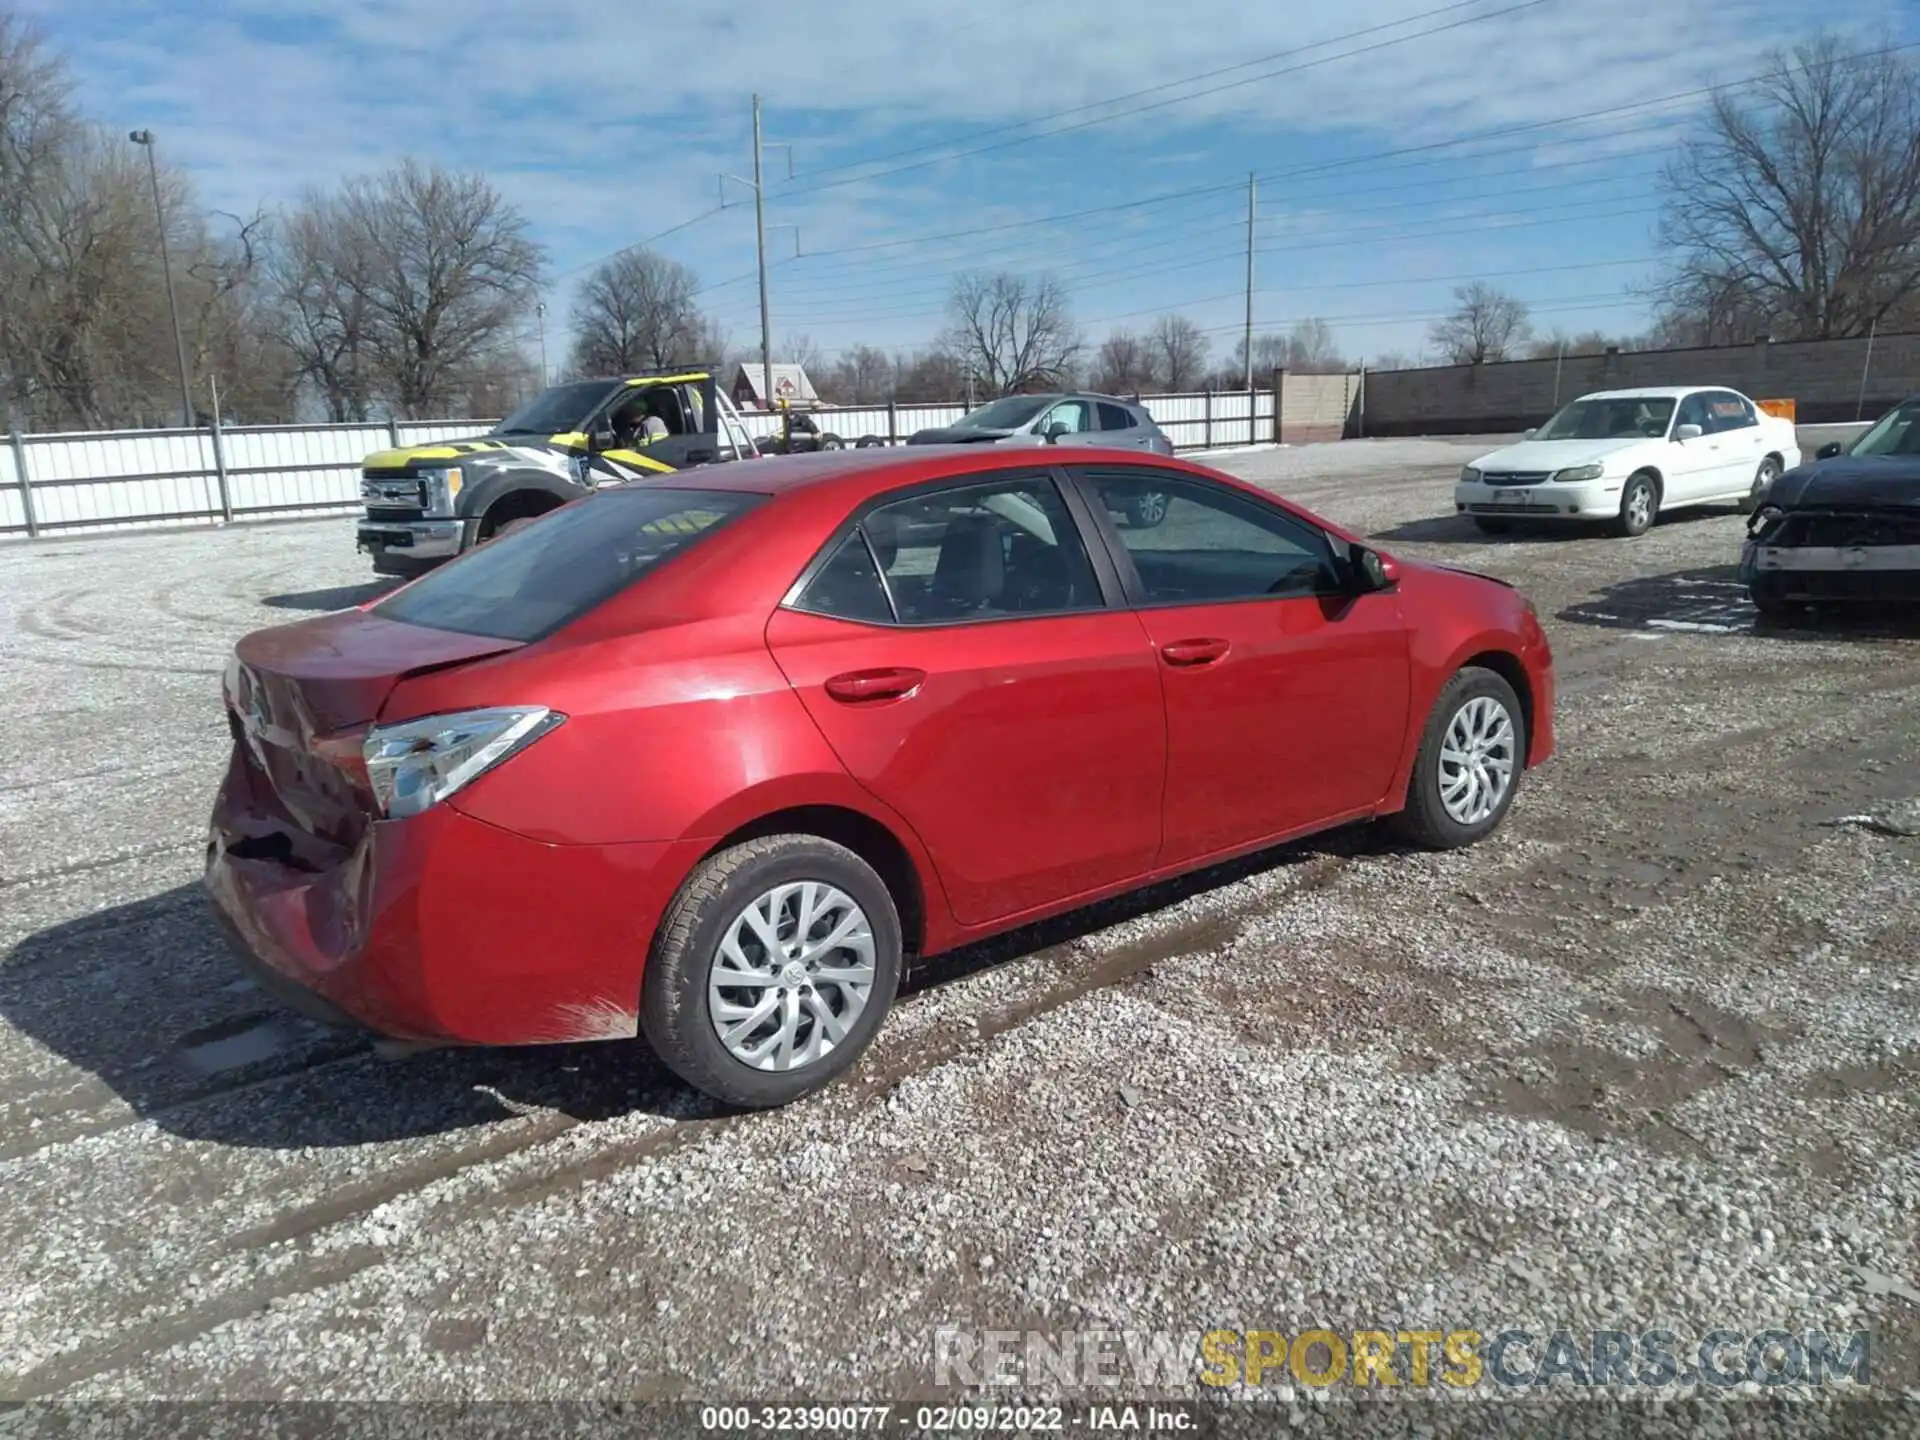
[1148,314,1210,392]
[892,346,969,403]
[1285,317,1347,373]
[1429,282,1531,364]
[778,332,824,375]
[824,344,893,404]
[1209,331,1289,389]
[568,247,706,377]
[1657,32,1920,341]
[1523,328,1620,360]
[339,160,543,417]
[942,272,1082,396]
[1369,351,1416,372]
[1090,328,1154,395]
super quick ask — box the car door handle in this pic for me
[824,667,926,702]
[1160,638,1230,666]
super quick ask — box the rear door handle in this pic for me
[1160,638,1230,666]
[824,667,926,702]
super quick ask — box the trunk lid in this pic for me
[225,610,522,844]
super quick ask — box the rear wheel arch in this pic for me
[702,804,928,959]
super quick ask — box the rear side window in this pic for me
[793,475,1103,625]
[1098,403,1136,431]
[375,487,762,641]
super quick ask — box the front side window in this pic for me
[1078,468,1343,604]
[1849,401,1920,456]
[376,488,761,641]
[795,476,1103,625]
[1041,401,1094,434]
[1673,393,1713,435]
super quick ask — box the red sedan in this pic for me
[208,446,1554,1108]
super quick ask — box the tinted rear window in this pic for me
[374,488,762,641]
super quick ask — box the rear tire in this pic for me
[641,835,902,1109]
[1391,667,1526,851]
[1126,489,1170,528]
[1613,472,1659,537]
[1743,456,1782,514]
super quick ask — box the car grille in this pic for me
[1468,502,1560,515]
[1784,512,1920,548]
[1479,471,1553,486]
[363,505,422,523]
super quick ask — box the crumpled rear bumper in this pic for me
[205,741,701,1046]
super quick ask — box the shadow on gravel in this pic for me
[4,829,1373,1150]
[1560,565,1920,641]
[261,580,397,612]
[1371,506,1738,548]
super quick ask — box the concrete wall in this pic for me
[1361,331,1920,436]
[1276,371,1359,444]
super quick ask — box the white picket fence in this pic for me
[0,391,1274,539]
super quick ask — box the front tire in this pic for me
[1391,667,1526,850]
[1613,473,1659,537]
[641,835,902,1109]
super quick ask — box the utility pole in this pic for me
[535,302,549,387]
[129,129,194,427]
[752,96,774,411]
[1243,172,1257,396]
[719,99,791,411]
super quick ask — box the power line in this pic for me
[763,192,1663,321]
[768,0,1556,201]
[553,204,730,282]
[1080,255,1660,326]
[776,0,1529,188]
[766,168,1657,307]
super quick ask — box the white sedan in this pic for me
[1454,386,1801,538]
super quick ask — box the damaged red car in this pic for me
[208,447,1555,1108]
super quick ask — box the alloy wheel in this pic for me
[1437,695,1517,826]
[707,882,876,1072]
[1133,490,1169,525]
[1626,484,1654,532]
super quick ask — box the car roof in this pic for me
[636,443,1204,503]
[1572,386,1727,400]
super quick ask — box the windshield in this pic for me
[374,488,763,641]
[1848,401,1920,457]
[1532,396,1675,442]
[956,396,1051,431]
[492,380,619,436]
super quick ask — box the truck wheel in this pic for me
[820,434,845,451]
[855,435,884,449]
[484,517,536,543]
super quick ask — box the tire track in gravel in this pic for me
[2,854,1357,1397]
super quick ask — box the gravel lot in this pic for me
[2,433,1917,1418]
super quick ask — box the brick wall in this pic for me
[1276,371,1359,444]
[1360,331,1920,435]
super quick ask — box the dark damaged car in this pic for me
[1742,396,1920,616]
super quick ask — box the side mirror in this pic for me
[1040,421,1069,444]
[587,423,616,452]
[1348,542,1398,594]
[1675,423,1703,441]
[1817,441,1843,460]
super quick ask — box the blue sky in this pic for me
[25,0,1913,371]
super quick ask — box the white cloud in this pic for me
[23,0,1909,360]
